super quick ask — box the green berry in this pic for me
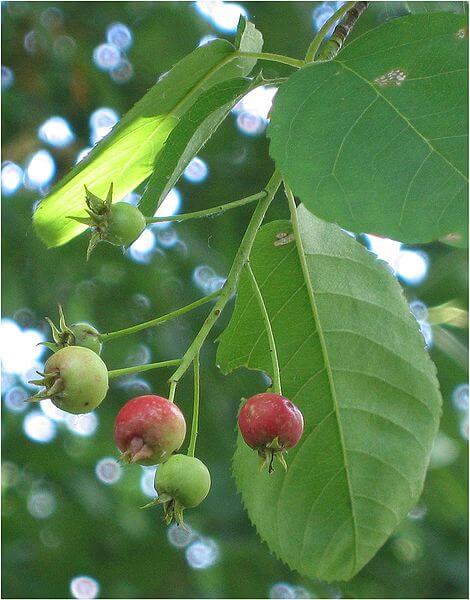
[106,202,146,247]
[153,455,211,525]
[68,184,147,259]
[29,346,108,414]
[68,322,102,355]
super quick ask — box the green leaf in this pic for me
[235,15,264,65]
[139,17,263,216]
[269,13,468,246]
[407,1,467,14]
[217,207,442,581]
[33,22,262,248]
[138,77,255,216]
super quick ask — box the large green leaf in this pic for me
[33,19,262,247]
[268,13,468,245]
[217,207,442,581]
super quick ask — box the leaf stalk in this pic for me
[236,52,305,69]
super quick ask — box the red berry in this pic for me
[238,393,304,472]
[114,395,186,466]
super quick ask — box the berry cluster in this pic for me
[29,187,305,526]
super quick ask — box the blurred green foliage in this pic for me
[2,2,468,599]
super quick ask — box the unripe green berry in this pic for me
[68,322,102,355]
[42,346,108,414]
[156,455,211,508]
[106,202,146,247]
[153,455,211,525]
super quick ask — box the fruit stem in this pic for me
[169,170,283,386]
[168,380,178,404]
[236,52,305,69]
[246,262,282,396]
[99,291,221,341]
[145,191,267,224]
[187,353,200,458]
[305,1,355,62]
[107,359,182,380]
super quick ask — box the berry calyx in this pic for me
[28,346,109,414]
[67,323,102,355]
[238,393,304,473]
[68,183,146,259]
[148,454,211,525]
[114,395,186,466]
[45,305,102,355]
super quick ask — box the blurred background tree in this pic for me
[1,2,468,598]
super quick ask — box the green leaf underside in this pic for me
[217,207,441,581]
[33,18,262,248]
[139,17,263,216]
[268,13,468,246]
[138,77,254,216]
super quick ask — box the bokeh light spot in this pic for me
[167,522,196,548]
[39,116,75,148]
[95,457,122,485]
[23,411,57,443]
[66,413,99,437]
[93,43,121,71]
[185,538,219,569]
[27,489,57,519]
[184,157,208,183]
[1,161,23,195]
[4,386,28,413]
[1,65,14,90]
[452,383,468,411]
[106,23,133,50]
[25,150,56,189]
[70,576,100,599]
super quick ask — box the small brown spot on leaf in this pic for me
[456,27,468,39]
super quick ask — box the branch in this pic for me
[305,1,356,62]
[169,170,283,385]
[317,1,370,61]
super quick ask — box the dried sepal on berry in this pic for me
[43,305,102,355]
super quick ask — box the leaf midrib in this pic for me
[337,60,469,182]
[289,202,359,577]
